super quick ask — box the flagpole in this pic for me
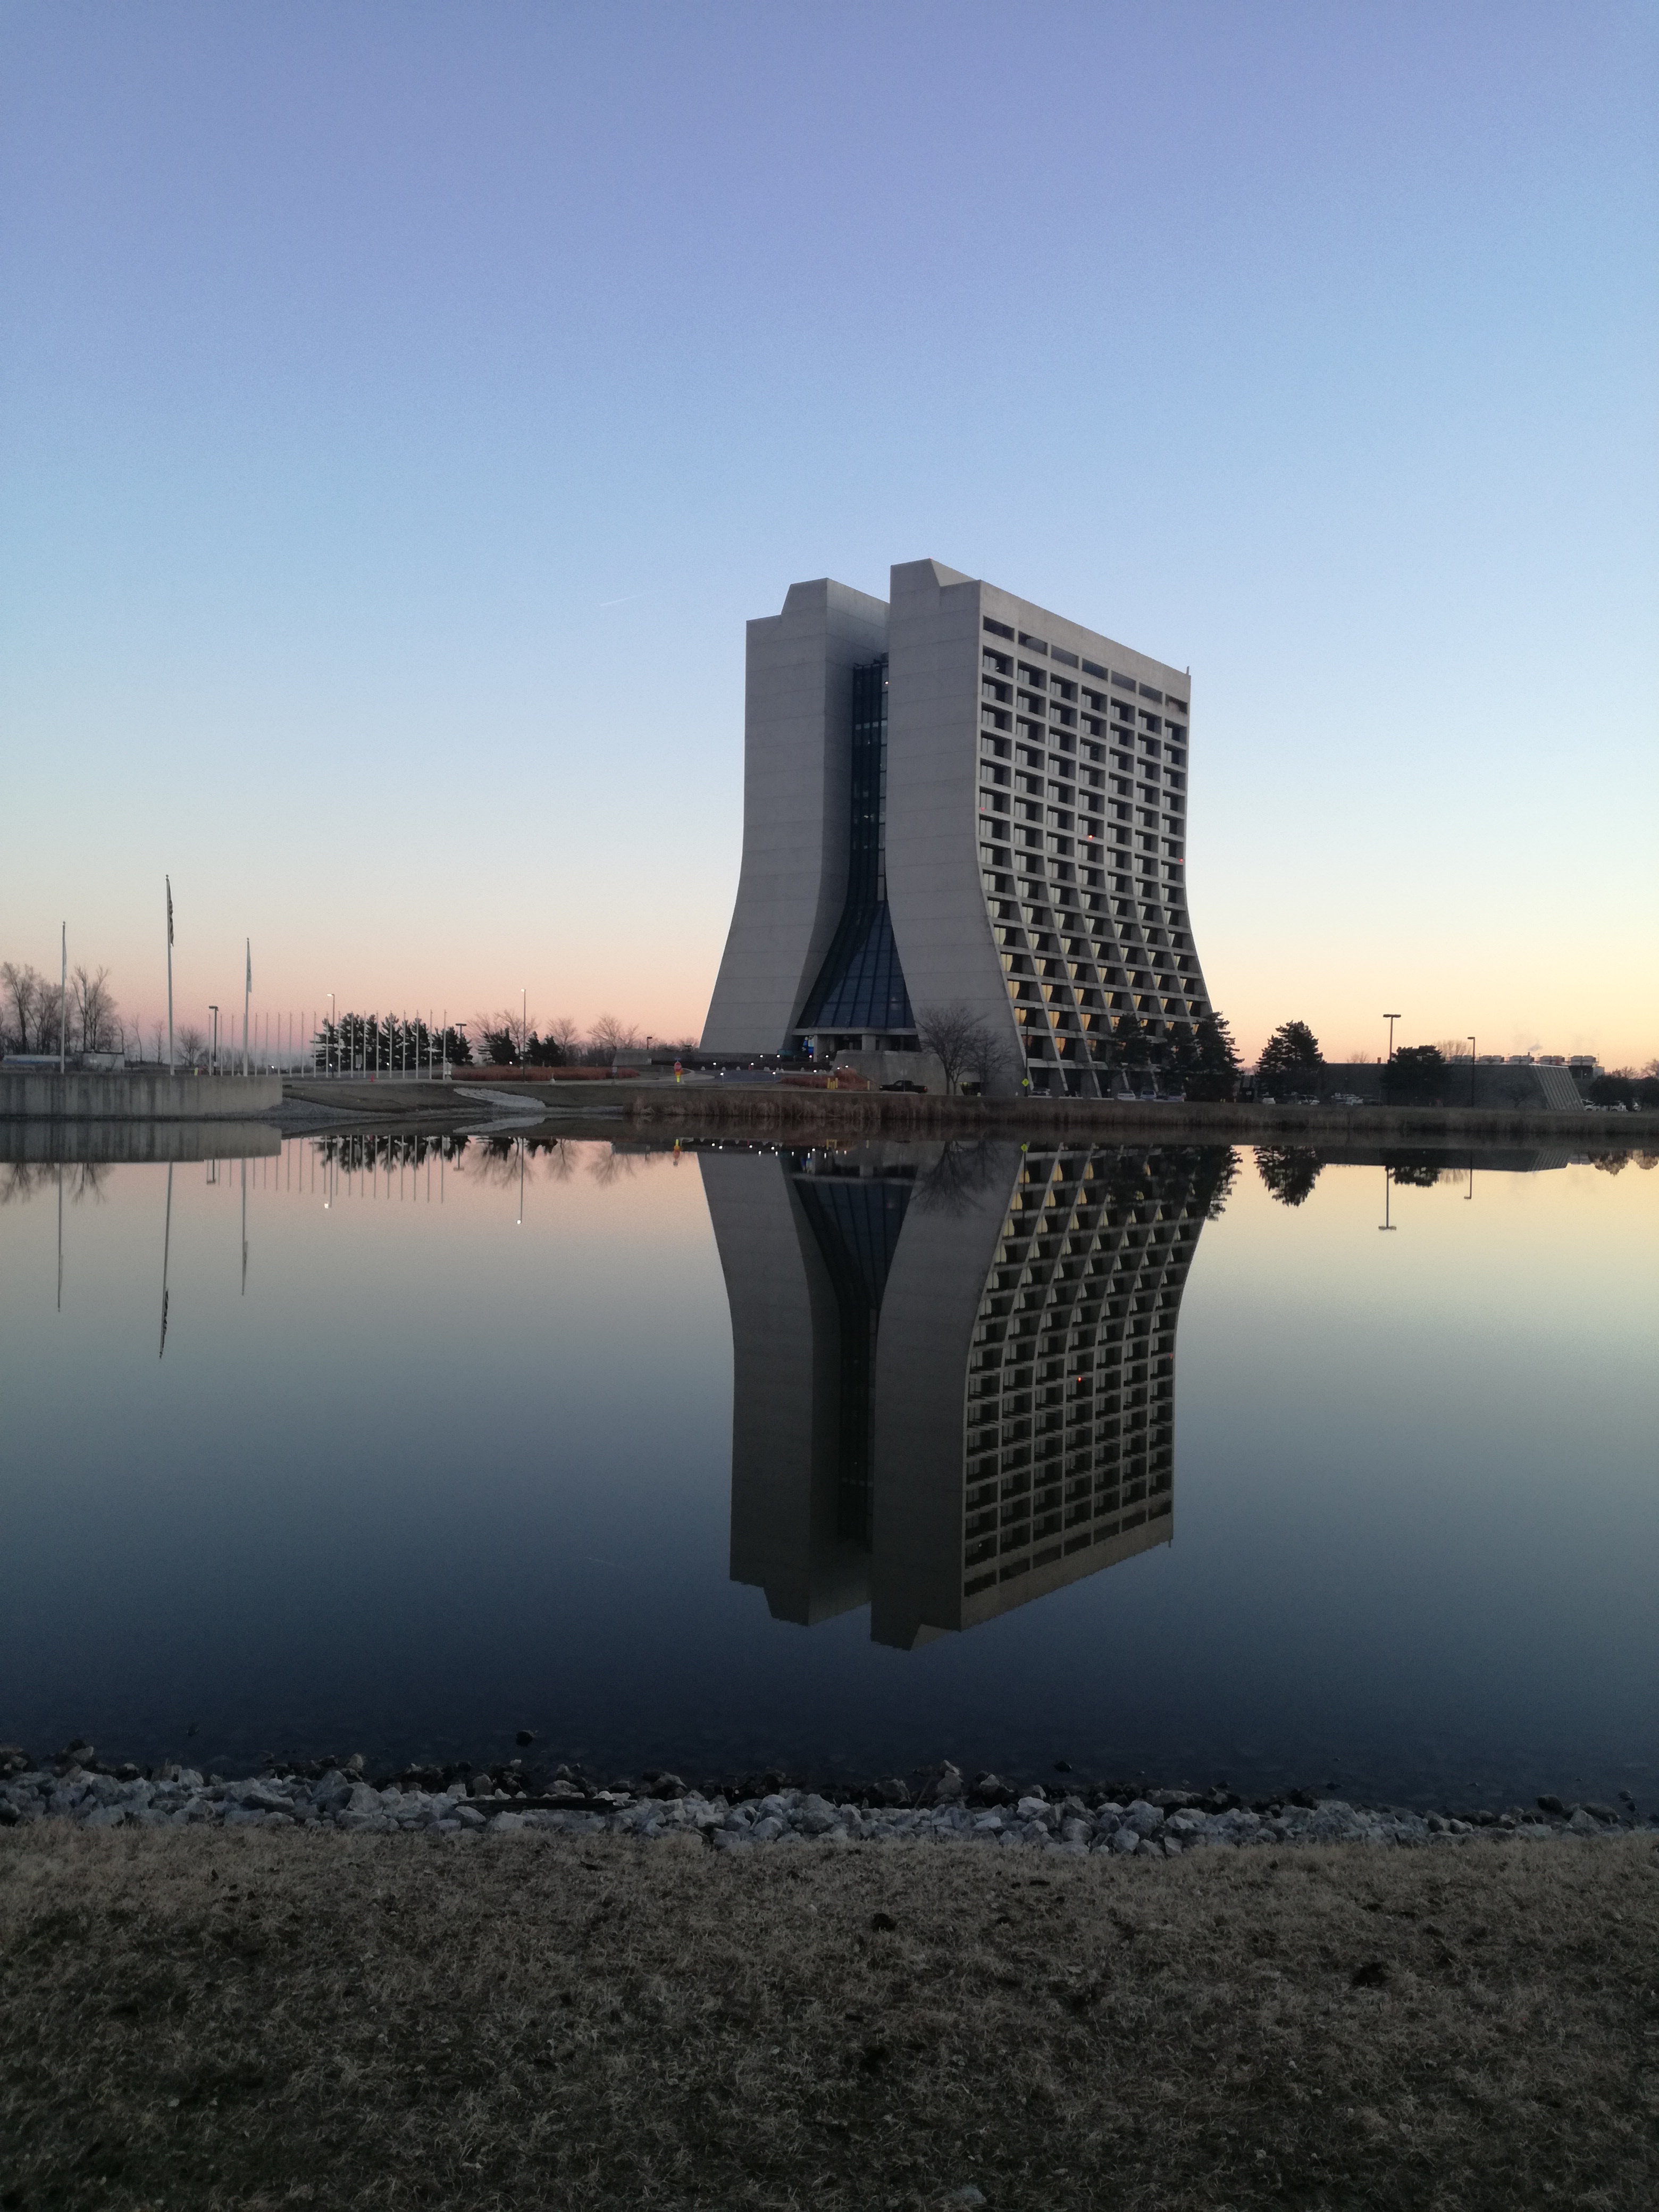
[159,1162,173,1357]
[242,938,251,1079]
[60,923,67,1074]
[165,878,175,1073]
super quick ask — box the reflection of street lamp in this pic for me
[1384,1012,1401,1062]
[1379,1165,1397,1233]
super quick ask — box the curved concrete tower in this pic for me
[700,1138,1222,1647]
[703,560,1213,1097]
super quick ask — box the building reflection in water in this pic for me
[699,1141,1228,1650]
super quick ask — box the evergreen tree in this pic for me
[1257,1020,1324,1095]
[1381,1044,1448,1103]
[1184,1011,1241,1102]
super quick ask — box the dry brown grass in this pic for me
[3,1826,1656,2211]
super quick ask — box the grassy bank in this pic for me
[278,1076,1659,1151]
[619,1091,1658,1147]
[3,1826,1654,2210]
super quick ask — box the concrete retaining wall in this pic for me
[0,1070,283,1120]
[0,1119,281,1164]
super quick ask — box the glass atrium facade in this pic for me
[796,658,915,1046]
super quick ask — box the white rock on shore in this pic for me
[0,1763,1648,1855]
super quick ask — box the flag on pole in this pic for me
[246,940,252,990]
[166,877,174,944]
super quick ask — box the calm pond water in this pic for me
[3,1129,1655,1809]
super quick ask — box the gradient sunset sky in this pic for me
[3,2,1654,1065]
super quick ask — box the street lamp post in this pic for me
[1468,1035,1476,1109]
[208,1003,219,1075]
[1384,1013,1401,1063]
[326,992,335,1076]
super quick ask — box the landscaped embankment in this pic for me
[270,1076,1659,1157]
[621,1087,1659,1149]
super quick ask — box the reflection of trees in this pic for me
[1256,1146,1322,1208]
[915,1139,1002,1214]
[1382,1153,1445,1188]
[0,1162,110,1206]
[304,1133,686,1190]
[467,1135,555,1188]
[1202,1146,1240,1219]
[309,1132,470,1176]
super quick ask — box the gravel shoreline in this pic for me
[5,1747,1648,1855]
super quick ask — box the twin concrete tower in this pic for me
[702,558,1212,1094]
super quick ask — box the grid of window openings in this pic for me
[977,616,1208,1085]
[961,1145,1212,1604]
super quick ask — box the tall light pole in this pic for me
[59,923,67,1073]
[208,1003,218,1074]
[242,939,251,1079]
[327,992,335,1077]
[1468,1034,1476,1109]
[1384,1012,1401,1063]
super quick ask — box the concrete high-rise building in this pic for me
[700,1139,1222,1647]
[702,559,1212,1095]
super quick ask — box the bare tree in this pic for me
[38,976,66,1057]
[915,1138,1008,1214]
[471,1007,540,1066]
[963,1021,1013,1094]
[2,961,43,1053]
[71,963,119,1054]
[544,1015,581,1059]
[914,1001,991,1094]
[590,1013,639,1064]
[177,1022,206,1070]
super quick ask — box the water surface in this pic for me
[3,1129,1654,1808]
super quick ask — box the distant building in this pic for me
[701,560,1213,1096]
[700,1139,1221,1647]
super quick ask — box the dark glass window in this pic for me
[798,658,915,1033]
[794,1171,914,1546]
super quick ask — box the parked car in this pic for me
[1328,1092,1365,1107]
[882,1078,926,1093]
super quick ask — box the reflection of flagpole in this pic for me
[159,1162,173,1355]
[56,1162,64,1310]
[165,878,175,1072]
[240,1155,248,1294]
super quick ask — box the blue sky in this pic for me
[2,1,1654,1061]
